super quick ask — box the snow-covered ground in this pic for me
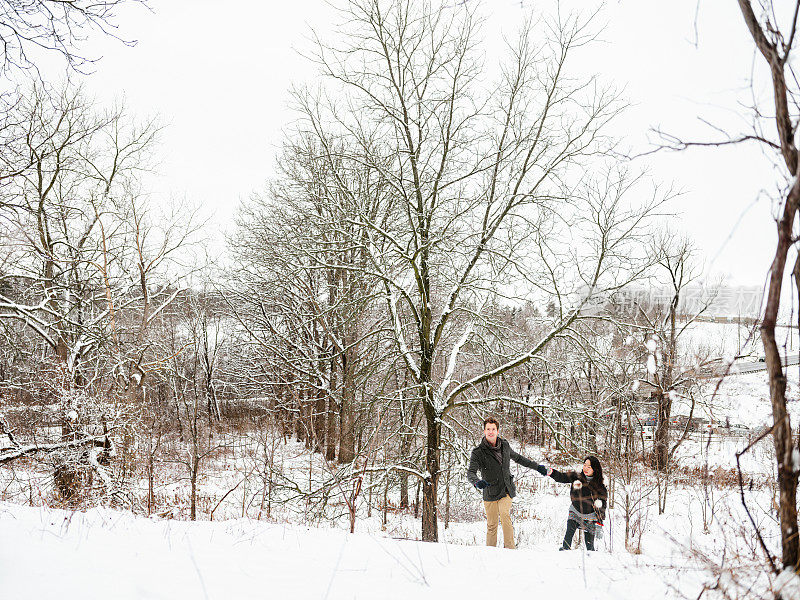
[0,499,734,600]
[676,320,796,360]
[666,369,795,475]
[0,442,780,600]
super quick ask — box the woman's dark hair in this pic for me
[583,455,604,486]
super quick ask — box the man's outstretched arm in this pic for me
[509,448,541,471]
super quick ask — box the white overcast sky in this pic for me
[63,0,785,289]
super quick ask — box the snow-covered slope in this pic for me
[0,502,710,600]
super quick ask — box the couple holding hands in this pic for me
[466,416,607,551]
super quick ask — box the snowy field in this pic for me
[0,499,745,600]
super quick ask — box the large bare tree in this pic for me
[737,0,800,574]
[643,230,713,476]
[659,0,800,575]
[296,0,659,541]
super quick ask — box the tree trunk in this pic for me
[325,396,338,461]
[294,386,305,443]
[326,355,338,461]
[313,381,326,454]
[399,471,409,509]
[414,478,421,518]
[762,204,800,570]
[760,173,800,570]
[421,394,440,542]
[382,479,389,530]
[655,289,678,472]
[338,344,357,463]
[147,449,155,515]
[397,369,413,509]
[398,417,413,509]
[737,0,800,569]
[445,451,451,529]
[520,404,528,446]
[190,464,198,521]
[653,392,671,470]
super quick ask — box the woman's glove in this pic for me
[594,499,606,521]
[475,480,489,490]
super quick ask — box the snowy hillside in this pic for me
[0,501,718,600]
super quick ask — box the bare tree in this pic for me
[0,84,200,505]
[739,0,800,573]
[0,0,148,76]
[0,83,198,390]
[641,230,714,476]
[161,287,229,521]
[228,135,392,463]
[656,1,800,574]
[296,0,660,541]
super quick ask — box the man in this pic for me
[466,416,541,549]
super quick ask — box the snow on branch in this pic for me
[437,321,474,404]
[0,434,112,465]
[443,309,579,410]
[0,296,56,348]
[362,464,429,481]
[145,287,183,326]
[385,286,420,380]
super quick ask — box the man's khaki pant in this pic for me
[483,495,515,549]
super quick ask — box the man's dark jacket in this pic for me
[466,437,540,502]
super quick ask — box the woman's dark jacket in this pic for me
[466,437,540,502]
[541,466,608,521]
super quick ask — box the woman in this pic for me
[537,456,607,551]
